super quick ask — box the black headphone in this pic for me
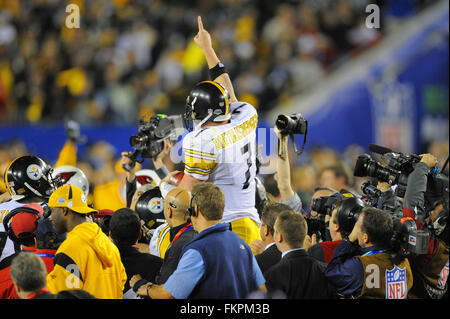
[187,192,199,217]
[2,204,50,243]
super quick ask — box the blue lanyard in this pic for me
[35,253,55,258]
[361,249,385,257]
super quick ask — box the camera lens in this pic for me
[337,197,365,234]
[130,134,147,148]
[275,114,292,132]
[354,154,399,185]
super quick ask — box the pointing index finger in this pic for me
[198,16,204,30]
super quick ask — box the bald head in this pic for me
[164,187,191,227]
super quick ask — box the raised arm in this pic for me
[194,16,238,103]
[274,127,296,202]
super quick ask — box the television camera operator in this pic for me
[401,153,449,299]
[120,113,183,207]
[324,206,414,299]
[353,146,448,299]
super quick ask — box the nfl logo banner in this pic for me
[438,261,449,289]
[386,265,407,299]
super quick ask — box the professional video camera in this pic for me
[391,216,429,258]
[275,113,308,156]
[124,114,183,170]
[353,144,423,197]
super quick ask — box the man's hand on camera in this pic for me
[420,153,438,168]
[377,181,391,192]
[121,151,136,181]
[153,140,173,170]
[348,224,358,244]
[274,126,288,142]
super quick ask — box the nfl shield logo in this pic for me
[438,261,449,289]
[386,265,407,299]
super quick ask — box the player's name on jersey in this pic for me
[212,114,258,150]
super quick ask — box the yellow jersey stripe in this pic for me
[184,148,216,158]
[185,164,212,174]
[185,167,211,176]
[185,156,216,171]
[157,224,171,257]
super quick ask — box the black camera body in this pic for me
[124,114,183,171]
[391,217,429,257]
[275,113,308,157]
[305,216,327,242]
[354,149,421,198]
[310,192,344,216]
[130,114,175,159]
[275,113,307,135]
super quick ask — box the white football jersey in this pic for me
[0,200,25,263]
[183,101,260,225]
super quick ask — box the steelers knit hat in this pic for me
[48,184,97,215]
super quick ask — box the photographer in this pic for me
[402,153,449,299]
[324,207,413,299]
[403,153,438,227]
[307,196,357,264]
[375,181,403,217]
[121,139,173,208]
[273,126,302,213]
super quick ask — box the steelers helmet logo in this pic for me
[148,197,164,214]
[26,164,43,181]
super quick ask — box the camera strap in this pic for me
[289,127,307,157]
[441,154,449,173]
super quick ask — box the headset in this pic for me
[2,204,50,243]
[186,191,199,217]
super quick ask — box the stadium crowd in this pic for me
[0,0,435,125]
[0,0,448,301]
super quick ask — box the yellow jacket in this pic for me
[47,222,127,299]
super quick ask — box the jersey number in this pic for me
[241,142,254,190]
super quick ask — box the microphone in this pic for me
[369,144,392,155]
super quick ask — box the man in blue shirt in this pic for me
[130,182,266,299]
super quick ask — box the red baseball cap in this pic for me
[10,203,43,238]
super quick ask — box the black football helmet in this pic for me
[134,186,165,240]
[4,155,57,201]
[184,81,231,127]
